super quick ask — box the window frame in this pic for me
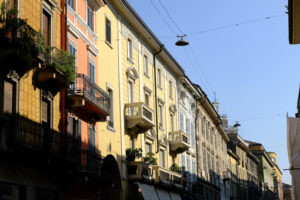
[68,0,75,10]
[169,80,172,99]
[105,17,112,45]
[127,38,133,60]
[87,6,94,31]
[157,68,162,88]
[107,85,114,130]
[144,55,149,76]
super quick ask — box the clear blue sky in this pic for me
[127,0,300,184]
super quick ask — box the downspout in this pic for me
[60,0,67,134]
[153,44,164,153]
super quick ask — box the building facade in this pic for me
[268,152,283,200]
[192,87,230,200]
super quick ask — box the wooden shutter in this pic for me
[3,80,14,114]
[42,11,50,45]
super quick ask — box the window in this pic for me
[179,113,184,131]
[157,69,162,87]
[169,80,172,99]
[181,154,185,167]
[105,17,111,44]
[144,55,148,75]
[191,122,195,147]
[88,125,96,151]
[160,149,165,168]
[202,117,205,137]
[159,104,163,129]
[127,38,132,60]
[186,118,190,134]
[69,44,77,67]
[87,6,93,30]
[128,81,133,103]
[203,148,207,172]
[108,88,114,128]
[145,143,152,154]
[68,0,75,10]
[67,116,81,140]
[3,80,16,114]
[42,10,51,45]
[144,93,150,106]
[42,98,50,127]
[88,61,95,83]
[170,114,174,132]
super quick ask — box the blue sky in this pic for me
[126,0,300,184]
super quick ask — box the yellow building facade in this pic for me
[96,0,187,199]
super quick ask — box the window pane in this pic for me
[42,11,50,45]
[160,150,165,168]
[106,18,111,43]
[87,7,93,30]
[3,80,15,114]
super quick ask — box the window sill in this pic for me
[105,40,113,49]
[158,85,163,90]
[127,57,134,64]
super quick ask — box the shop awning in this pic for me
[137,183,159,200]
[169,191,182,200]
[156,188,172,200]
[137,183,182,200]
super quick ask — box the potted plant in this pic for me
[0,2,40,77]
[143,152,157,165]
[125,148,142,162]
[170,163,181,173]
[34,36,75,94]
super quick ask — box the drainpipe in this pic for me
[60,0,68,134]
[153,44,164,153]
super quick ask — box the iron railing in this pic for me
[0,115,79,162]
[80,149,103,176]
[69,73,110,114]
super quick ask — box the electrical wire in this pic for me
[157,0,184,34]
[159,13,286,38]
[149,0,177,35]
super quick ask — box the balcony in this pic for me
[127,161,152,182]
[0,11,41,77]
[152,166,187,190]
[68,74,110,122]
[80,149,103,176]
[35,47,75,94]
[169,131,190,154]
[125,102,154,133]
[0,115,79,168]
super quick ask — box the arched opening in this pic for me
[100,154,122,200]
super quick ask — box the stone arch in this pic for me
[126,67,138,81]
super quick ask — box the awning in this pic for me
[137,183,159,200]
[169,191,182,200]
[137,183,182,200]
[156,188,172,200]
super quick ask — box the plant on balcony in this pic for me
[0,2,40,76]
[125,148,143,162]
[143,152,157,165]
[35,34,75,86]
[170,163,181,173]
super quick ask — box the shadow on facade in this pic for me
[0,114,122,200]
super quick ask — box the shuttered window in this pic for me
[42,99,50,125]
[3,80,15,114]
[42,10,50,45]
[88,125,96,152]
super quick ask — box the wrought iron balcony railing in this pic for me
[125,102,154,133]
[80,149,103,176]
[68,74,110,122]
[0,115,79,164]
[169,130,190,154]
